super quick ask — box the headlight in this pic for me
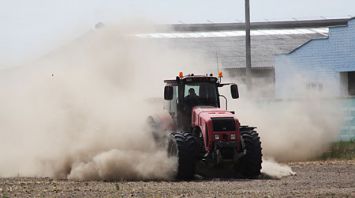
[214,134,220,140]
[230,134,236,140]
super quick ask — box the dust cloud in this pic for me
[0,20,343,180]
[261,158,296,179]
[0,22,207,180]
[231,73,343,162]
[224,65,343,177]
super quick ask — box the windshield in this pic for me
[183,82,218,107]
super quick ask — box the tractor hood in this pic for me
[191,106,239,129]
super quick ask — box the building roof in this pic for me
[168,18,348,32]
[137,18,352,69]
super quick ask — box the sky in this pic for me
[1,0,355,66]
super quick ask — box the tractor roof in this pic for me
[164,74,219,85]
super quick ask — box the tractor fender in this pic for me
[240,125,256,131]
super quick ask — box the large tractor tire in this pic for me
[237,128,262,178]
[168,132,198,180]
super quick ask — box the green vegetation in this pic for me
[320,140,355,160]
[2,194,9,198]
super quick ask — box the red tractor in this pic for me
[148,72,262,180]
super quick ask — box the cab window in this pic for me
[183,83,218,107]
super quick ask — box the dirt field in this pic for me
[0,160,354,197]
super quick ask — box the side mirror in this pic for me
[231,84,239,99]
[164,86,173,100]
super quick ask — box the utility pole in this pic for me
[245,0,252,89]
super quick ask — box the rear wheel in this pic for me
[168,132,198,180]
[236,128,262,178]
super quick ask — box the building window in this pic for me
[340,71,355,96]
[348,72,355,96]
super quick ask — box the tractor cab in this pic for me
[164,72,239,130]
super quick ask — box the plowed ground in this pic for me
[0,160,354,197]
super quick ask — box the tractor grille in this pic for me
[211,117,236,131]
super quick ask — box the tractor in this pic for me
[148,72,262,180]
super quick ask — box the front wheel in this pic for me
[168,132,198,180]
[236,129,262,178]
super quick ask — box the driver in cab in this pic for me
[182,88,200,128]
[184,88,199,109]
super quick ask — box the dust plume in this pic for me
[0,22,207,180]
[223,63,343,177]
[0,19,343,180]
[261,158,296,179]
[235,94,342,162]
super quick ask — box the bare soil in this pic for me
[1,160,354,197]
